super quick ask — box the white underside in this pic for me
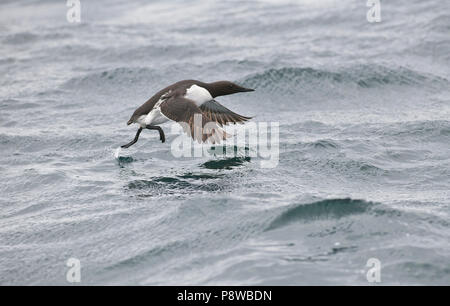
[137,99,170,127]
[135,85,213,127]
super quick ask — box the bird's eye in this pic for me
[228,84,234,89]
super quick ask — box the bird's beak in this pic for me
[239,86,255,92]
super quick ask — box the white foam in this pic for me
[114,147,122,159]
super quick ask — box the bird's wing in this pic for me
[160,95,229,144]
[199,100,252,126]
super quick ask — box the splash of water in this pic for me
[114,147,122,159]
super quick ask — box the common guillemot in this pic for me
[121,80,254,148]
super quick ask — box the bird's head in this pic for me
[207,81,254,98]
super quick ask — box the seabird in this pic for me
[121,80,254,148]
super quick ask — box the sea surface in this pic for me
[0,0,449,285]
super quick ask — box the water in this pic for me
[1,0,449,285]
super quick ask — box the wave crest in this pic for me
[242,65,448,92]
[266,198,374,231]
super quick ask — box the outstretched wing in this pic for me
[199,100,252,126]
[160,96,228,144]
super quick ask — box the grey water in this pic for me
[0,0,449,285]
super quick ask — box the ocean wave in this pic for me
[265,198,374,231]
[281,147,387,177]
[201,156,251,170]
[62,67,158,90]
[0,99,40,111]
[304,139,340,150]
[177,172,225,180]
[427,14,450,32]
[387,120,450,138]
[241,65,448,92]
[126,176,225,197]
[2,31,72,45]
[104,240,189,271]
[347,120,450,139]
[61,63,449,98]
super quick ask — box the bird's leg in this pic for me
[146,125,165,143]
[121,127,143,149]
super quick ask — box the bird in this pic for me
[121,80,254,149]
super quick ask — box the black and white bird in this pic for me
[121,80,254,148]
